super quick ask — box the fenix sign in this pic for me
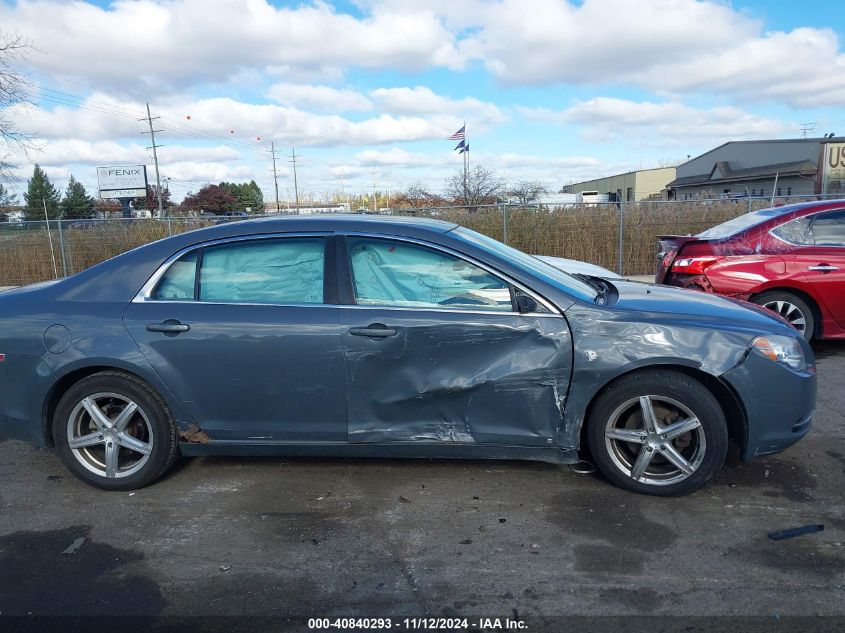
[97,165,148,199]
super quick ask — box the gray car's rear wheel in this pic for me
[586,370,728,496]
[53,371,179,490]
[752,291,815,341]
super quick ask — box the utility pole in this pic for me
[269,142,281,213]
[372,165,377,213]
[140,103,165,216]
[290,148,300,210]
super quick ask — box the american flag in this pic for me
[448,126,465,140]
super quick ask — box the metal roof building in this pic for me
[667,136,845,200]
[560,166,676,201]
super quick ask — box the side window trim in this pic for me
[338,232,558,315]
[134,232,332,305]
[193,247,204,301]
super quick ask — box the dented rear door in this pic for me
[340,235,573,447]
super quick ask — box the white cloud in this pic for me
[0,0,465,92]
[460,0,845,107]
[355,147,435,168]
[522,98,790,145]
[267,83,373,112]
[25,140,240,168]
[9,92,478,148]
[370,86,506,125]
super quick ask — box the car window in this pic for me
[696,207,795,239]
[809,210,845,246]
[153,251,197,301]
[199,238,324,304]
[451,226,598,302]
[770,216,813,245]
[348,238,513,311]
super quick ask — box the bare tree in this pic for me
[444,165,505,209]
[508,180,547,205]
[0,32,32,181]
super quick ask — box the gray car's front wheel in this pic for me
[586,370,728,496]
[53,371,179,490]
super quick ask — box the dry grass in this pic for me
[0,218,211,286]
[0,200,768,286]
[408,199,767,275]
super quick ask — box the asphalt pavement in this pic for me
[0,341,843,624]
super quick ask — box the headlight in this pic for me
[751,335,806,372]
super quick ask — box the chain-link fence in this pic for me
[0,216,214,286]
[0,197,819,287]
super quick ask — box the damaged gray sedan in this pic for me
[0,216,816,495]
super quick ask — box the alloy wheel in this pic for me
[762,300,806,334]
[604,395,706,486]
[66,392,154,479]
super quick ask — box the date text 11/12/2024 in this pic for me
[307,617,527,630]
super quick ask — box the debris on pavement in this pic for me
[768,525,824,541]
[61,537,85,555]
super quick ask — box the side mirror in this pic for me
[515,293,538,314]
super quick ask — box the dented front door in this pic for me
[341,307,573,446]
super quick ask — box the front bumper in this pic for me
[721,342,816,459]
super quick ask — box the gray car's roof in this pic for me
[188,213,458,241]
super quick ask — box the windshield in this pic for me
[696,206,794,239]
[450,226,599,302]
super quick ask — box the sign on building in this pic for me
[822,143,845,196]
[97,165,148,199]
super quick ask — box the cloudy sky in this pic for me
[1,0,844,203]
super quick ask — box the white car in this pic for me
[534,255,621,279]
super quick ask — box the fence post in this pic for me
[167,215,172,236]
[57,219,68,277]
[617,198,625,276]
[502,202,508,244]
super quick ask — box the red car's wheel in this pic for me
[752,291,816,341]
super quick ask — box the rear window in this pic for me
[696,207,793,239]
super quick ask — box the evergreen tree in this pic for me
[219,180,265,214]
[23,164,60,220]
[60,175,95,219]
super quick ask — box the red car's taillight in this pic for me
[670,256,718,275]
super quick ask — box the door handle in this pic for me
[349,324,397,338]
[146,320,190,333]
[808,264,839,272]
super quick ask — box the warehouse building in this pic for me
[667,136,845,200]
[560,166,677,202]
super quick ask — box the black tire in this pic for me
[751,291,816,341]
[53,371,179,490]
[586,370,728,497]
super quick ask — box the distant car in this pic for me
[0,215,815,496]
[535,255,621,279]
[656,200,845,340]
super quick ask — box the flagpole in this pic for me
[463,120,467,205]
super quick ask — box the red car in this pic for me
[656,200,845,340]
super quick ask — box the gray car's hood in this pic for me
[606,279,793,335]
